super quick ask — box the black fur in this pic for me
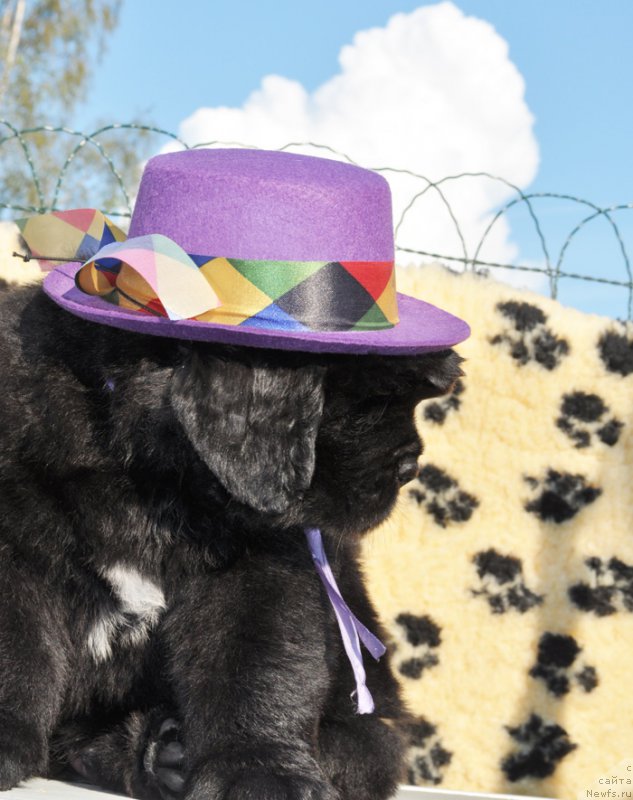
[0,284,462,799]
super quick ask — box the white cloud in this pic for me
[175,2,540,285]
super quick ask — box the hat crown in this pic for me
[128,149,394,262]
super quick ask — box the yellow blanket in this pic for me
[364,264,633,799]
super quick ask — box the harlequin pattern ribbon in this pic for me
[77,234,221,321]
[17,208,126,269]
[305,527,386,714]
[17,210,399,332]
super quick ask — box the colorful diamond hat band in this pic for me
[19,209,398,333]
[23,149,470,354]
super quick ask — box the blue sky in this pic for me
[72,0,633,320]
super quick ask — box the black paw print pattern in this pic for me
[409,464,479,528]
[556,391,623,448]
[598,330,633,376]
[394,613,441,679]
[471,549,544,614]
[524,469,602,523]
[529,633,598,697]
[501,713,577,782]
[490,301,570,371]
[401,718,453,786]
[421,378,465,425]
[569,557,633,616]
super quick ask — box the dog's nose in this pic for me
[397,456,420,486]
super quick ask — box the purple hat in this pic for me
[35,149,469,354]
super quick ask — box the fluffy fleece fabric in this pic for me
[363,263,633,799]
[0,222,42,285]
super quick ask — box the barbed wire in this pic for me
[1,121,631,319]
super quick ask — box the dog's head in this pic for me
[21,293,463,538]
[165,343,463,536]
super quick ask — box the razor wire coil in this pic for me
[1,122,631,319]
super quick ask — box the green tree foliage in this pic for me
[0,0,154,220]
[0,0,121,123]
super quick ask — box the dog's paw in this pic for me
[319,717,403,800]
[188,773,335,800]
[186,757,336,800]
[65,712,185,800]
[0,751,36,791]
[0,717,45,790]
[141,718,185,800]
[0,712,46,792]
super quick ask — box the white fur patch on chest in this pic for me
[87,564,166,663]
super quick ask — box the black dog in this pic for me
[0,282,462,799]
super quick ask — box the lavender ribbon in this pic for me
[305,527,386,714]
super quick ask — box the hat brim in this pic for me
[43,263,470,355]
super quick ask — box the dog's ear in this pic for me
[169,352,325,514]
